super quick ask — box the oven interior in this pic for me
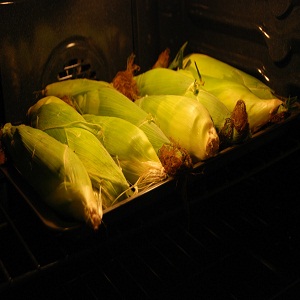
[1,0,300,298]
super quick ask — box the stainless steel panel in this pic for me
[0,0,133,124]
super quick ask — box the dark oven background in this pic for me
[1,0,300,124]
[1,0,300,299]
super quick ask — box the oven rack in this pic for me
[0,118,300,299]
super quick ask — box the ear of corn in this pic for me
[43,79,111,98]
[44,126,131,208]
[135,94,220,162]
[187,89,250,145]
[1,123,102,230]
[28,96,103,136]
[198,76,285,133]
[71,85,171,152]
[43,79,193,176]
[183,53,276,99]
[134,68,250,145]
[43,81,170,151]
[134,68,195,97]
[83,114,167,189]
[167,47,288,133]
[27,97,132,209]
[28,96,86,128]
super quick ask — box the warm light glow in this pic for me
[258,68,270,82]
[66,42,76,48]
[258,26,270,39]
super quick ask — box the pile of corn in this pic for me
[0,46,296,230]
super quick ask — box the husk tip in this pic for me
[158,141,193,177]
[86,207,102,231]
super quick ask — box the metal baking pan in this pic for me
[0,163,176,232]
[1,105,299,232]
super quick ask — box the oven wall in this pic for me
[157,0,300,98]
[0,0,134,124]
[0,0,299,125]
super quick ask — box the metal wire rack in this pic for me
[1,117,300,299]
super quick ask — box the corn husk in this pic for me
[134,67,250,144]
[183,53,276,99]
[1,123,102,229]
[198,76,285,133]
[27,96,132,209]
[83,114,167,189]
[135,94,220,162]
[43,80,193,176]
